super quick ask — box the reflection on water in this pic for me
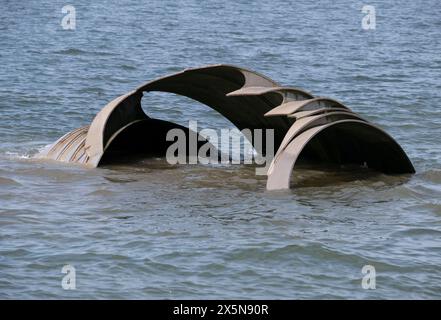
[291,163,412,188]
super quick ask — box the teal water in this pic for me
[0,0,440,299]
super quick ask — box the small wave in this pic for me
[0,248,32,257]
[418,169,441,184]
[78,86,105,93]
[53,48,86,55]
[87,189,117,197]
[33,144,52,159]
[120,64,137,70]
[0,177,21,186]
[351,75,376,81]
[414,202,441,215]
[4,151,32,160]
[104,176,138,183]
[391,227,441,237]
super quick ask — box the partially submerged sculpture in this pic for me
[38,64,415,190]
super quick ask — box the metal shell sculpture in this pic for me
[38,64,415,190]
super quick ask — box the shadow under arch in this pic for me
[267,120,415,190]
[83,64,308,167]
[98,118,220,166]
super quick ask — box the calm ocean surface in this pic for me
[0,0,440,299]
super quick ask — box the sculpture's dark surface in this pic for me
[38,64,415,189]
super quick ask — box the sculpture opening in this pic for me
[297,121,413,173]
[266,120,415,190]
[98,118,220,166]
[37,64,415,190]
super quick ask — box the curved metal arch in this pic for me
[267,120,415,190]
[136,64,291,134]
[137,64,279,92]
[84,90,146,166]
[288,107,349,120]
[37,64,415,191]
[83,64,310,167]
[270,111,366,169]
[264,97,349,117]
[226,86,313,100]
